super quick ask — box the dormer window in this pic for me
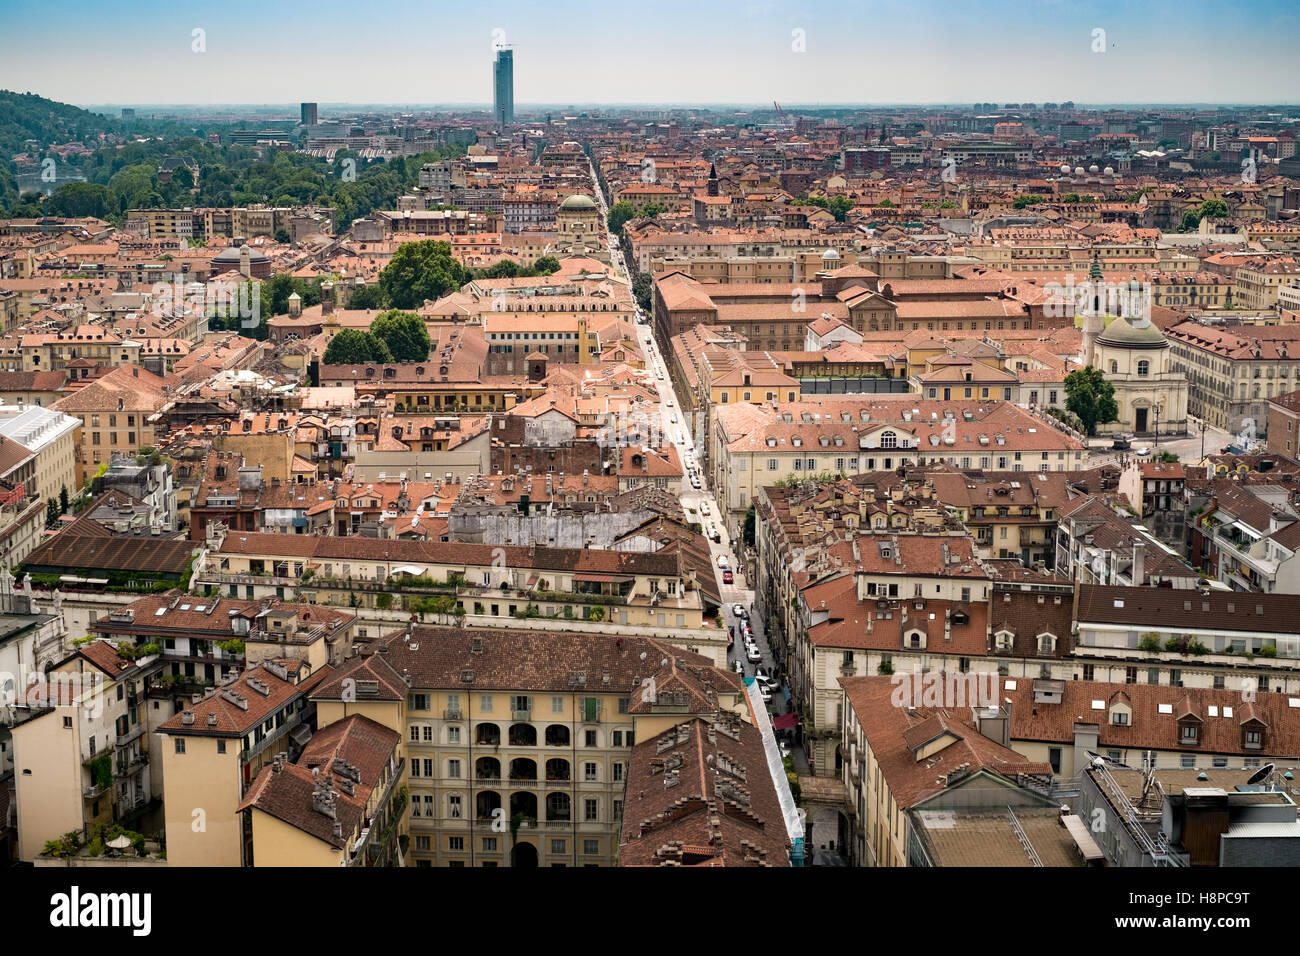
[1178,721,1199,745]
[880,430,898,449]
[1037,632,1057,654]
[994,630,1013,651]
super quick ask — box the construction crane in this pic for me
[773,100,792,130]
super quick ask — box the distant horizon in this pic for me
[2,0,1297,105]
[66,101,1300,113]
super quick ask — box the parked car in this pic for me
[732,604,748,618]
[709,525,721,542]
[1135,445,1152,456]
[758,683,772,703]
[716,554,729,569]
[746,643,762,663]
[779,740,791,759]
[754,666,773,686]
[722,569,734,584]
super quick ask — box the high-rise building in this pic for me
[300,102,318,126]
[121,108,135,121]
[493,48,514,127]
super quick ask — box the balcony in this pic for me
[83,781,109,800]
[116,723,146,748]
[444,708,462,721]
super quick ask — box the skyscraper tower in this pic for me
[493,48,514,127]
[300,102,318,126]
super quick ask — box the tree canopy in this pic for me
[1065,366,1119,436]
[607,201,635,233]
[377,240,469,310]
[322,328,393,365]
[370,310,430,362]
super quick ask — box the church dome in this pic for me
[560,194,597,211]
[1096,316,1168,349]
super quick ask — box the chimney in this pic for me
[1132,541,1145,587]
[321,280,335,316]
[239,245,252,279]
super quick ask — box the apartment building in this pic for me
[309,625,748,866]
[197,529,712,642]
[482,311,602,376]
[838,675,1059,868]
[52,365,173,486]
[237,715,406,866]
[712,397,1086,534]
[1233,258,1300,311]
[157,660,333,866]
[791,536,992,776]
[12,639,158,861]
[1167,322,1296,433]
[1267,388,1300,458]
[1001,676,1300,779]
[1193,482,1300,593]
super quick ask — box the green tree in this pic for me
[346,283,384,310]
[633,272,654,313]
[1199,199,1228,220]
[1177,210,1202,233]
[47,497,60,528]
[1065,366,1119,436]
[274,228,291,244]
[59,485,69,514]
[875,198,895,209]
[322,328,393,365]
[743,505,756,548]
[828,196,853,221]
[532,255,560,275]
[377,240,467,310]
[1013,194,1046,209]
[607,201,635,233]
[46,182,112,218]
[370,309,430,362]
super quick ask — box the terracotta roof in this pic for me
[619,715,791,867]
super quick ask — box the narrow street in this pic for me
[589,157,786,718]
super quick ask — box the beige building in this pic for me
[711,397,1086,535]
[1081,313,1189,437]
[53,365,173,486]
[197,529,713,644]
[157,660,333,867]
[11,639,157,861]
[310,625,748,867]
[237,715,405,866]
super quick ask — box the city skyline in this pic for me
[1,0,1297,107]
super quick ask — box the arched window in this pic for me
[880,430,898,449]
[1109,360,1118,374]
[1137,360,1150,376]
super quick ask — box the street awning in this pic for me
[773,713,800,730]
[391,565,427,576]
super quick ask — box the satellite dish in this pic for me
[639,652,646,661]
[1246,763,1275,787]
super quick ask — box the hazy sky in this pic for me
[1,0,1296,108]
